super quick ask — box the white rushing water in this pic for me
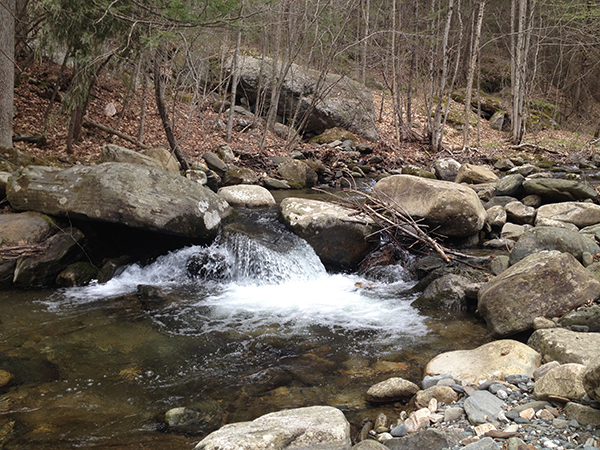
[56,217,428,348]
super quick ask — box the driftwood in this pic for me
[0,242,48,260]
[83,116,150,149]
[334,188,476,263]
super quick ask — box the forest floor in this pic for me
[9,59,600,176]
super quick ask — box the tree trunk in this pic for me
[511,0,531,145]
[462,0,485,149]
[226,28,242,142]
[0,0,15,151]
[153,51,190,171]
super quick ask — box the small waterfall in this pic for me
[58,212,428,353]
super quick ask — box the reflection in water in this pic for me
[0,212,490,448]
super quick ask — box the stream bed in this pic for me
[0,209,492,449]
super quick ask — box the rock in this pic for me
[404,408,431,433]
[401,165,436,179]
[7,163,232,240]
[478,251,600,337]
[533,361,561,380]
[222,167,259,186]
[463,437,500,450]
[384,429,464,450]
[13,228,85,287]
[279,197,378,270]
[521,194,542,208]
[0,171,10,199]
[424,340,541,384]
[365,377,420,403]
[581,223,600,241]
[456,164,499,184]
[215,145,235,163]
[536,202,600,228]
[484,196,518,209]
[352,440,388,449]
[535,217,580,231]
[534,363,587,401]
[490,255,510,275]
[0,370,12,387]
[186,169,208,186]
[489,111,505,131]
[217,185,276,208]
[523,179,598,203]
[508,227,600,265]
[528,328,600,365]
[504,201,536,225]
[422,374,454,390]
[463,390,505,425]
[140,147,180,173]
[263,177,291,190]
[0,211,55,246]
[532,317,556,329]
[100,144,173,172]
[97,256,131,283]
[560,305,600,331]
[232,56,379,141]
[433,158,461,181]
[55,262,98,287]
[165,404,222,435]
[500,222,530,241]
[203,151,230,175]
[564,402,600,427]
[193,405,351,450]
[373,175,486,237]
[582,355,600,402]
[486,206,507,229]
[496,174,525,197]
[411,274,479,311]
[414,385,458,409]
[277,158,318,189]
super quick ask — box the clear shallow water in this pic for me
[0,211,491,449]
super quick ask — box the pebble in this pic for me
[360,373,600,450]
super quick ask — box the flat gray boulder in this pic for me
[463,390,505,425]
[528,328,600,365]
[217,185,276,208]
[233,55,379,141]
[424,339,541,384]
[194,406,351,450]
[7,163,232,240]
[523,179,598,202]
[373,175,486,237]
[536,202,600,228]
[509,227,600,265]
[279,197,378,270]
[478,251,600,337]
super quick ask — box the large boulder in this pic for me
[276,158,318,189]
[523,179,598,203]
[194,406,351,450]
[424,340,541,384]
[535,202,600,229]
[527,328,600,365]
[232,55,379,142]
[373,175,486,237]
[279,197,378,270]
[7,163,232,240]
[478,251,600,337]
[508,227,600,265]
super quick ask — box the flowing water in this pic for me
[0,209,491,449]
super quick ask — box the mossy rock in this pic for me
[309,127,358,144]
[56,262,99,287]
[451,89,504,119]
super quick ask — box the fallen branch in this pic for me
[509,142,563,155]
[0,242,48,260]
[83,116,150,149]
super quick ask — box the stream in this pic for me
[0,206,492,449]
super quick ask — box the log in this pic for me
[82,116,149,149]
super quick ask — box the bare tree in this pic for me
[0,0,15,151]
